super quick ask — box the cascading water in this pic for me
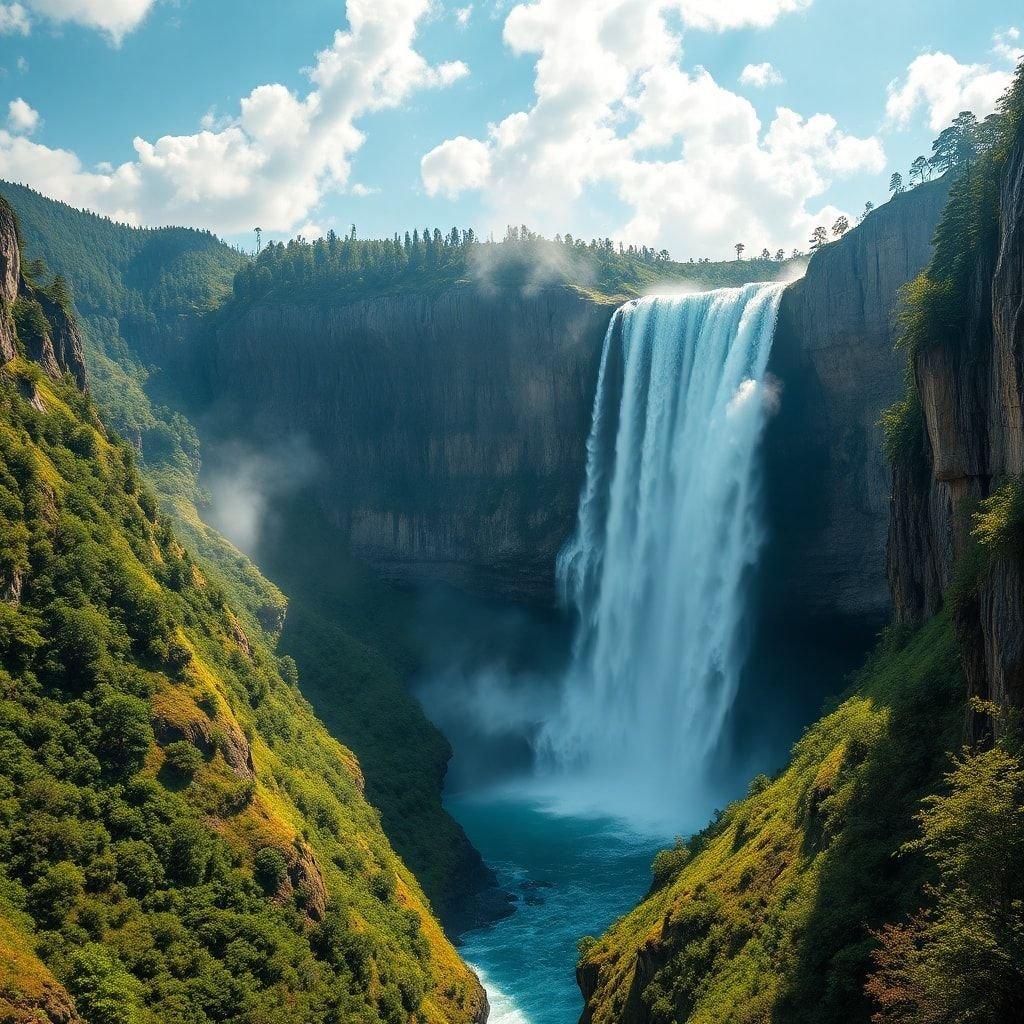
[536,283,786,825]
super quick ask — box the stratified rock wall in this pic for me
[764,178,952,630]
[887,124,1024,742]
[207,285,614,601]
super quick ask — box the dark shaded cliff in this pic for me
[206,285,616,601]
[763,177,952,633]
[888,97,1024,743]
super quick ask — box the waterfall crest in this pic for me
[538,283,786,824]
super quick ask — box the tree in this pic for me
[861,201,875,222]
[254,227,262,255]
[809,226,828,250]
[254,846,289,895]
[775,248,785,261]
[96,694,152,772]
[889,172,905,196]
[735,242,746,260]
[867,747,1024,1024]
[909,155,930,186]
[760,248,771,260]
[930,111,980,174]
[832,215,850,239]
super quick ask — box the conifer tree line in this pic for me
[801,107,1002,257]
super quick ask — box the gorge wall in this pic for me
[203,184,949,617]
[205,286,615,602]
[762,177,952,634]
[0,197,87,391]
[889,120,1024,742]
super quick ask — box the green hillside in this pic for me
[0,225,484,1024]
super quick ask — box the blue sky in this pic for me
[0,0,1020,258]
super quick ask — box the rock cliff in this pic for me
[762,177,952,633]
[206,285,615,601]
[888,116,1024,742]
[204,186,949,621]
[0,195,87,389]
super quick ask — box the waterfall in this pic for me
[537,283,786,824]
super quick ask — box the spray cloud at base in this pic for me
[417,284,786,833]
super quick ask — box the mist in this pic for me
[201,436,319,556]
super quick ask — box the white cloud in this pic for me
[669,0,811,31]
[7,97,38,134]
[993,27,1023,66]
[0,3,30,34]
[886,44,1018,132]
[740,62,784,88]
[349,182,379,196]
[16,56,27,72]
[13,0,157,43]
[422,136,492,198]
[455,4,472,27]
[0,0,469,233]
[421,0,881,258]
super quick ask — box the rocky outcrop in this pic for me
[887,120,1024,742]
[206,286,614,601]
[32,291,88,391]
[0,197,20,364]
[763,177,952,633]
[0,195,88,389]
[152,695,256,780]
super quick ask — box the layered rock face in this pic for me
[0,197,87,389]
[207,286,614,601]
[204,188,949,620]
[762,178,952,633]
[889,127,1024,741]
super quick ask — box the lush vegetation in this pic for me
[2,181,497,932]
[894,74,1024,359]
[0,271,483,1023]
[225,224,802,311]
[578,616,965,1024]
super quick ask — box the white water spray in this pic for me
[537,283,786,824]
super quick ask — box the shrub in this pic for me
[66,944,144,1024]
[114,841,164,898]
[651,838,691,891]
[95,693,153,773]
[165,818,213,885]
[253,846,289,896]
[163,739,203,780]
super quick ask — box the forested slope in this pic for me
[0,198,486,1024]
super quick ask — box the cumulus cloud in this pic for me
[886,38,1020,132]
[422,135,492,198]
[455,4,472,27]
[740,62,784,88]
[421,0,880,258]
[26,0,156,42]
[992,27,1023,66]
[0,3,29,34]
[7,97,38,134]
[0,0,468,233]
